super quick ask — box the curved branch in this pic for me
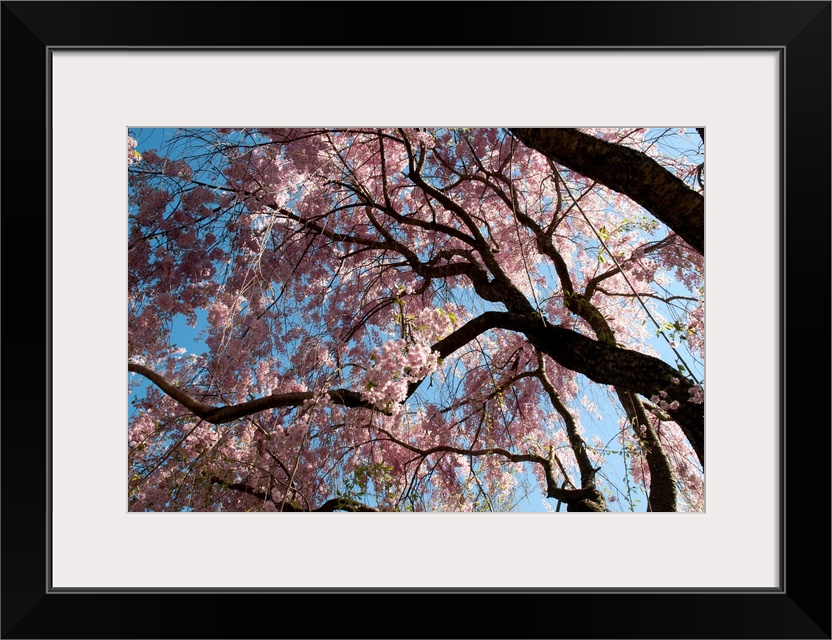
[583,235,681,300]
[535,350,595,487]
[131,306,703,464]
[209,477,379,512]
[408,309,702,464]
[428,312,704,463]
[209,476,295,508]
[406,162,534,314]
[267,201,502,303]
[616,389,677,512]
[128,363,378,424]
[510,128,704,255]
[373,427,602,508]
[512,315,704,464]
[314,498,380,513]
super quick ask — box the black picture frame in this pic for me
[2,2,829,638]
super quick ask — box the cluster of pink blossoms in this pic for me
[128,135,142,165]
[688,383,705,404]
[359,305,456,411]
[650,389,680,412]
[361,339,439,412]
[413,306,456,341]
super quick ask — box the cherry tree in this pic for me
[127,127,704,513]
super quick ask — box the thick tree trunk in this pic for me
[510,128,704,255]
[618,390,678,512]
[506,315,704,465]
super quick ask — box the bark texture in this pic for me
[511,128,704,255]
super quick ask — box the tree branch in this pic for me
[372,427,602,508]
[130,305,703,465]
[535,350,595,487]
[429,312,704,463]
[128,363,378,424]
[208,477,379,512]
[510,128,704,255]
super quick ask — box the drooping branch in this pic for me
[616,389,677,512]
[208,477,379,512]
[583,235,681,300]
[430,312,703,464]
[372,427,604,509]
[132,313,514,427]
[515,316,704,465]
[510,128,704,255]
[519,234,682,510]
[130,306,703,464]
[264,201,505,303]
[209,476,283,506]
[266,204,392,252]
[128,363,377,424]
[130,314,531,426]
[435,313,686,398]
[535,350,595,488]
[404,148,536,314]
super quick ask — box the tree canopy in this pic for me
[128,127,704,513]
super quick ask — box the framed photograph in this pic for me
[3,1,829,638]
